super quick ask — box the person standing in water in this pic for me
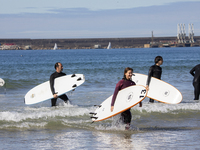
[146,56,163,103]
[190,64,200,100]
[50,62,69,107]
[111,67,142,130]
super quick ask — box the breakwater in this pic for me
[0,36,200,50]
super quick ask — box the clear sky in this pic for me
[0,0,200,39]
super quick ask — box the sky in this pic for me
[0,0,200,39]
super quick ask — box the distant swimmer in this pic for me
[50,62,69,106]
[190,64,200,100]
[146,56,163,103]
[111,67,142,130]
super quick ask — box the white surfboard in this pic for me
[90,85,147,122]
[24,74,85,105]
[0,78,5,87]
[131,73,182,104]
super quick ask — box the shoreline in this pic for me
[0,36,200,50]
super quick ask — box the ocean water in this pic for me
[0,47,200,149]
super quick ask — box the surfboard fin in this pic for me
[77,77,82,81]
[94,105,102,108]
[89,112,97,115]
[71,74,76,77]
[91,117,98,119]
[72,84,77,88]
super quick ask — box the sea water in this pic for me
[0,47,200,149]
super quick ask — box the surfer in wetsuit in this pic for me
[146,56,163,103]
[190,64,200,100]
[111,67,142,130]
[50,62,69,107]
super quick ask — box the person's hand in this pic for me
[146,85,149,91]
[111,106,114,112]
[53,94,58,98]
[139,102,142,107]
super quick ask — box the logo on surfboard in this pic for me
[31,94,35,98]
[163,90,170,97]
[126,92,134,102]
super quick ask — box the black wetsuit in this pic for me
[146,64,162,103]
[190,64,200,100]
[50,71,69,106]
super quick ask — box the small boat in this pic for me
[107,42,111,49]
[53,43,58,50]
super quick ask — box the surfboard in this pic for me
[131,73,182,104]
[24,74,85,105]
[90,85,147,122]
[0,78,5,87]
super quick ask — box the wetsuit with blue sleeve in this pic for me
[190,64,200,100]
[50,71,69,106]
[111,79,135,124]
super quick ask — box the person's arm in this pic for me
[50,74,57,98]
[111,81,122,112]
[190,66,195,76]
[146,66,153,90]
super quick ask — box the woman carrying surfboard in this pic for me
[111,67,142,130]
[146,56,163,103]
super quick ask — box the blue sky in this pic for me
[0,0,200,39]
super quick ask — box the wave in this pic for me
[0,101,200,130]
[132,102,200,114]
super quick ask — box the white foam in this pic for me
[132,101,200,114]
[0,105,94,122]
[0,122,47,129]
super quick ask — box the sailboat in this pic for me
[107,42,111,49]
[53,43,58,50]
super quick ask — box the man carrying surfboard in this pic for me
[50,62,69,106]
[111,67,142,130]
[146,56,163,103]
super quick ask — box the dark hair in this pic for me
[123,67,133,79]
[54,62,60,69]
[154,56,163,64]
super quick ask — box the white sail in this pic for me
[53,43,58,50]
[107,42,111,49]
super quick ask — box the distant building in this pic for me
[144,44,150,48]
[94,44,101,49]
[24,45,32,50]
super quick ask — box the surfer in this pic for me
[111,67,142,130]
[50,62,69,107]
[190,64,200,100]
[146,56,163,103]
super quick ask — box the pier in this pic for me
[0,36,200,50]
